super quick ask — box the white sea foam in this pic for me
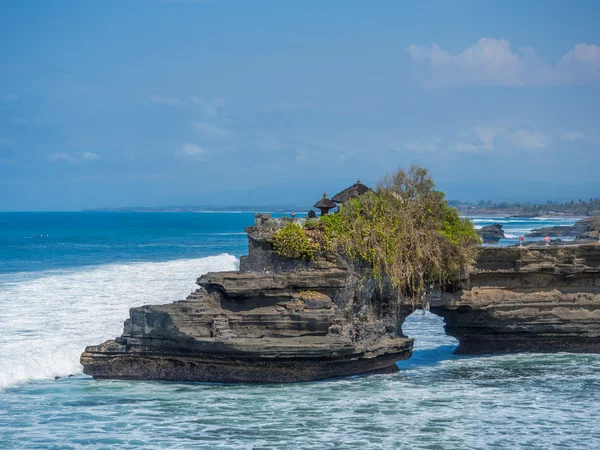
[0,254,239,390]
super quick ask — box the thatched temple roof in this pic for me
[331,179,371,203]
[314,193,336,209]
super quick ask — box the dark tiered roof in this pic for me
[314,193,336,209]
[331,179,371,203]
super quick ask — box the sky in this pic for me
[1,0,599,211]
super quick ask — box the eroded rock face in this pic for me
[477,224,505,243]
[81,224,414,383]
[80,213,600,382]
[431,245,600,354]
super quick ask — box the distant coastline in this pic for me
[463,210,587,219]
[82,206,594,219]
[450,198,600,218]
[82,206,311,213]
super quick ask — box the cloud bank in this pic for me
[402,126,553,155]
[408,39,600,86]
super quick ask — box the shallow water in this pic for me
[1,213,597,449]
[3,312,599,449]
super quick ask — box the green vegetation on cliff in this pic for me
[273,166,480,298]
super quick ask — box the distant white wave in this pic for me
[0,254,239,390]
[209,232,248,236]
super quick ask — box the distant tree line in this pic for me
[448,198,600,215]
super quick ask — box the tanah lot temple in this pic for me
[313,179,371,216]
[253,179,372,228]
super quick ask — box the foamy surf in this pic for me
[0,254,239,390]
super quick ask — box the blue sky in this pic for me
[1,0,599,210]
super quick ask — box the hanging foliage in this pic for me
[272,165,480,297]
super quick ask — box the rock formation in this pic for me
[526,217,600,240]
[477,224,505,243]
[431,244,600,354]
[81,214,600,383]
[81,215,414,383]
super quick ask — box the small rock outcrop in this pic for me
[431,244,600,354]
[526,217,600,239]
[477,224,505,243]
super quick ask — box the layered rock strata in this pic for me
[81,213,600,382]
[81,217,414,383]
[431,244,600,354]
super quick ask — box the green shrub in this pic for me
[273,223,318,260]
[331,166,480,297]
[273,166,480,302]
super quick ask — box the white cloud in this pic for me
[505,129,550,149]
[408,38,600,86]
[178,143,205,160]
[191,97,225,117]
[148,95,226,115]
[48,152,71,161]
[296,150,308,162]
[402,126,551,154]
[150,94,188,107]
[403,136,443,153]
[557,44,600,84]
[192,122,233,140]
[473,126,503,150]
[48,152,100,162]
[80,152,99,160]
[561,131,586,141]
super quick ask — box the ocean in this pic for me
[1,212,598,449]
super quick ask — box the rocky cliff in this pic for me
[81,215,414,382]
[431,244,600,354]
[81,214,600,383]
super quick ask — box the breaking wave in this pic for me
[0,254,239,390]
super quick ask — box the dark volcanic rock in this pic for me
[526,217,600,238]
[81,213,600,383]
[431,244,600,354]
[81,217,414,383]
[477,224,505,243]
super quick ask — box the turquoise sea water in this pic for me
[1,212,598,449]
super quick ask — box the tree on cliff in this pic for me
[273,165,480,301]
